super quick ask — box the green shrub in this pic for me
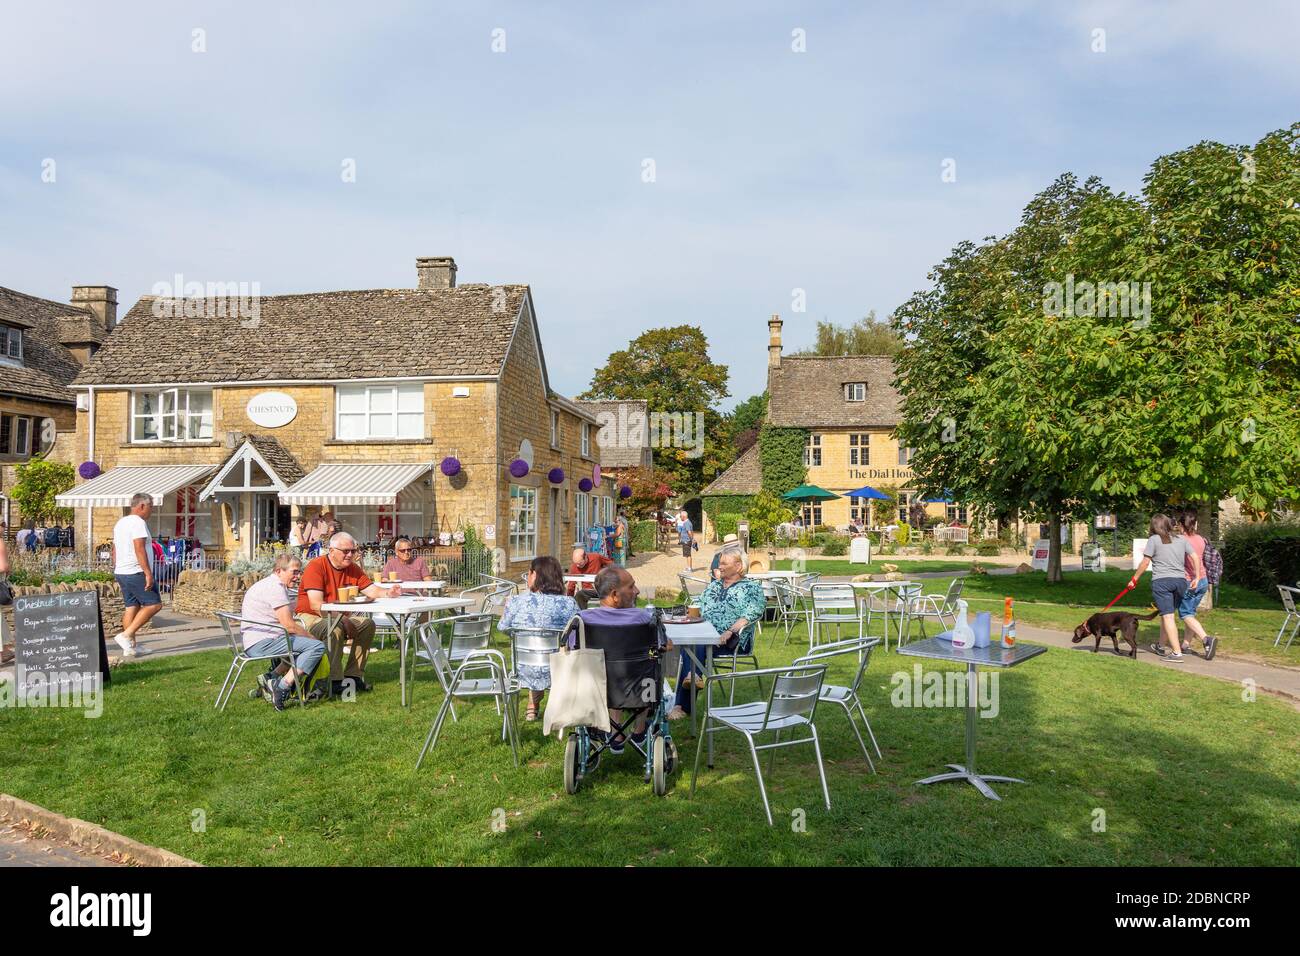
[919,539,934,555]
[895,523,911,546]
[713,512,742,541]
[1220,519,1300,597]
[975,540,1001,556]
[631,520,657,553]
[945,544,968,556]
[821,538,848,557]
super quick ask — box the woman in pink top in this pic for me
[1176,512,1216,660]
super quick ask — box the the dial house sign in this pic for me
[246,391,298,429]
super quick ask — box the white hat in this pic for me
[723,533,739,543]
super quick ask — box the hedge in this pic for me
[631,520,658,553]
[1220,519,1300,597]
[712,512,743,541]
[702,495,755,519]
[758,426,808,495]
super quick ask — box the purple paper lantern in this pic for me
[578,477,593,492]
[509,458,530,479]
[78,461,101,480]
[548,467,565,484]
[619,484,632,499]
[439,456,461,477]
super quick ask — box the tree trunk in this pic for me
[1047,511,1064,583]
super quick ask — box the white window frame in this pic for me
[335,383,424,441]
[898,445,914,466]
[550,410,560,450]
[802,504,822,527]
[333,486,429,543]
[849,433,870,466]
[150,485,213,544]
[946,502,968,524]
[898,492,913,525]
[575,491,590,532]
[509,485,538,559]
[844,382,866,402]
[131,388,214,443]
[14,416,31,457]
[581,422,591,458]
[803,433,822,467]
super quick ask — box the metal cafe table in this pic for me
[897,636,1047,800]
[318,594,474,705]
[664,620,725,764]
[849,580,921,651]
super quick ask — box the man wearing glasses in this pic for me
[295,531,399,695]
[380,535,432,582]
[240,553,326,710]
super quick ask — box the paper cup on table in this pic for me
[687,605,701,619]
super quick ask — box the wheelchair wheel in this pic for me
[563,732,581,794]
[652,735,668,796]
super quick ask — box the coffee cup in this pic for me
[687,605,701,619]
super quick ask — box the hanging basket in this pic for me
[439,456,461,477]
[547,467,565,484]
[578,477,593,492]
[78,461,101,480]
[509,458,530,479]
[619,485,632,499]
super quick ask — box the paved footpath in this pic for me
[0,816,122,867]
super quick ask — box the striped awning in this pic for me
[278,462,432,507]
[55,464,219,508]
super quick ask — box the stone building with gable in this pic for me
[56,256,618,572]
[0,284,115,528]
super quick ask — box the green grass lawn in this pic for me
[2,618,1297,866]
[772,564,1297,665]
[773,558,980,575]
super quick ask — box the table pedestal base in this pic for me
[916,764,1025,801]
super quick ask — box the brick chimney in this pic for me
[71,285,118,332]
[416,256,457,290]
[768,314,783,369]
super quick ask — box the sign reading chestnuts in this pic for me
[246,391,298,428]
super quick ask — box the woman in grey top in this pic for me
[1128,513,1205,663]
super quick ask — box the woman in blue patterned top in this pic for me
[668,550,766,718]
[499,555,579,721]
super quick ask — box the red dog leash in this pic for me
[1079,582,1137,636]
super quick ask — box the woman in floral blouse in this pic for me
[499,555,579,721]
[668,550,766,719]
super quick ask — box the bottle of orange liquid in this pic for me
[1001,597,1016,648]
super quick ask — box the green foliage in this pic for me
[581,326,731,494]
[462,523,491,571]
[919,538,934,555]
[821,537,848,557]
[945,544,969,556]
[758,426,808,495]
[893,123,1300,582]
[712,512,743,541]
[789,311,904,357]
[726,392,768,456]
[744,490,794,546]
[12,459,75,524]
[7,566,115,587]
[701,495,755,518]
[630,520,657,553]
[1220,519,1300,597]
[895,523,911,546]
[975,540,1002,556]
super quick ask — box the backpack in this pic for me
[43,526,61,547]
[1203,541,1223,585]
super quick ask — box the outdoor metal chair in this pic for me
[480,573,521,596]
[213,612,307,711]
[809,583,864,651]
[771,577,813,645]
[506,625,567,684]
[794,637,882,771]
[459,581,514,615]
[689,664,830,826]
[677,572,709,602]
[909,578,964,641]
[405,612,495,703]
[863,582,923,651]
[1276,585,1300,651]
[414,631,520,770]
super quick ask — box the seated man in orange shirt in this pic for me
[566,545,613,598]
[295,531,399,694]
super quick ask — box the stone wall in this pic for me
[170,568,255,620]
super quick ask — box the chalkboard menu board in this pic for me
[13,590,109,693]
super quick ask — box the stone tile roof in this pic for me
[700,443,761,496]
[767,355,901,428]
[580,399,654,469]
[246,434,305,485]
[0,287,89,405]
[72,284,530,386]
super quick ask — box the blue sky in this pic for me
[2,0,1296,408]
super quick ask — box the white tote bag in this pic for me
[543,615,610,738]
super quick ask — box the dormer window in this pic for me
[844,382,866,402]
[1,325,22,362]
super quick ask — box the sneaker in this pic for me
[608,735,626,755]
[114,634,134,657]
[132,644,152,656]
[1148,642,1166,657]
[630,731,648,752]
[256,673,273,702]
[1204,635,1218,661]
[270,679,290,711]
[1162,653,1186,663]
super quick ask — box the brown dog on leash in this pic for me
[1072,609,1159,658]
